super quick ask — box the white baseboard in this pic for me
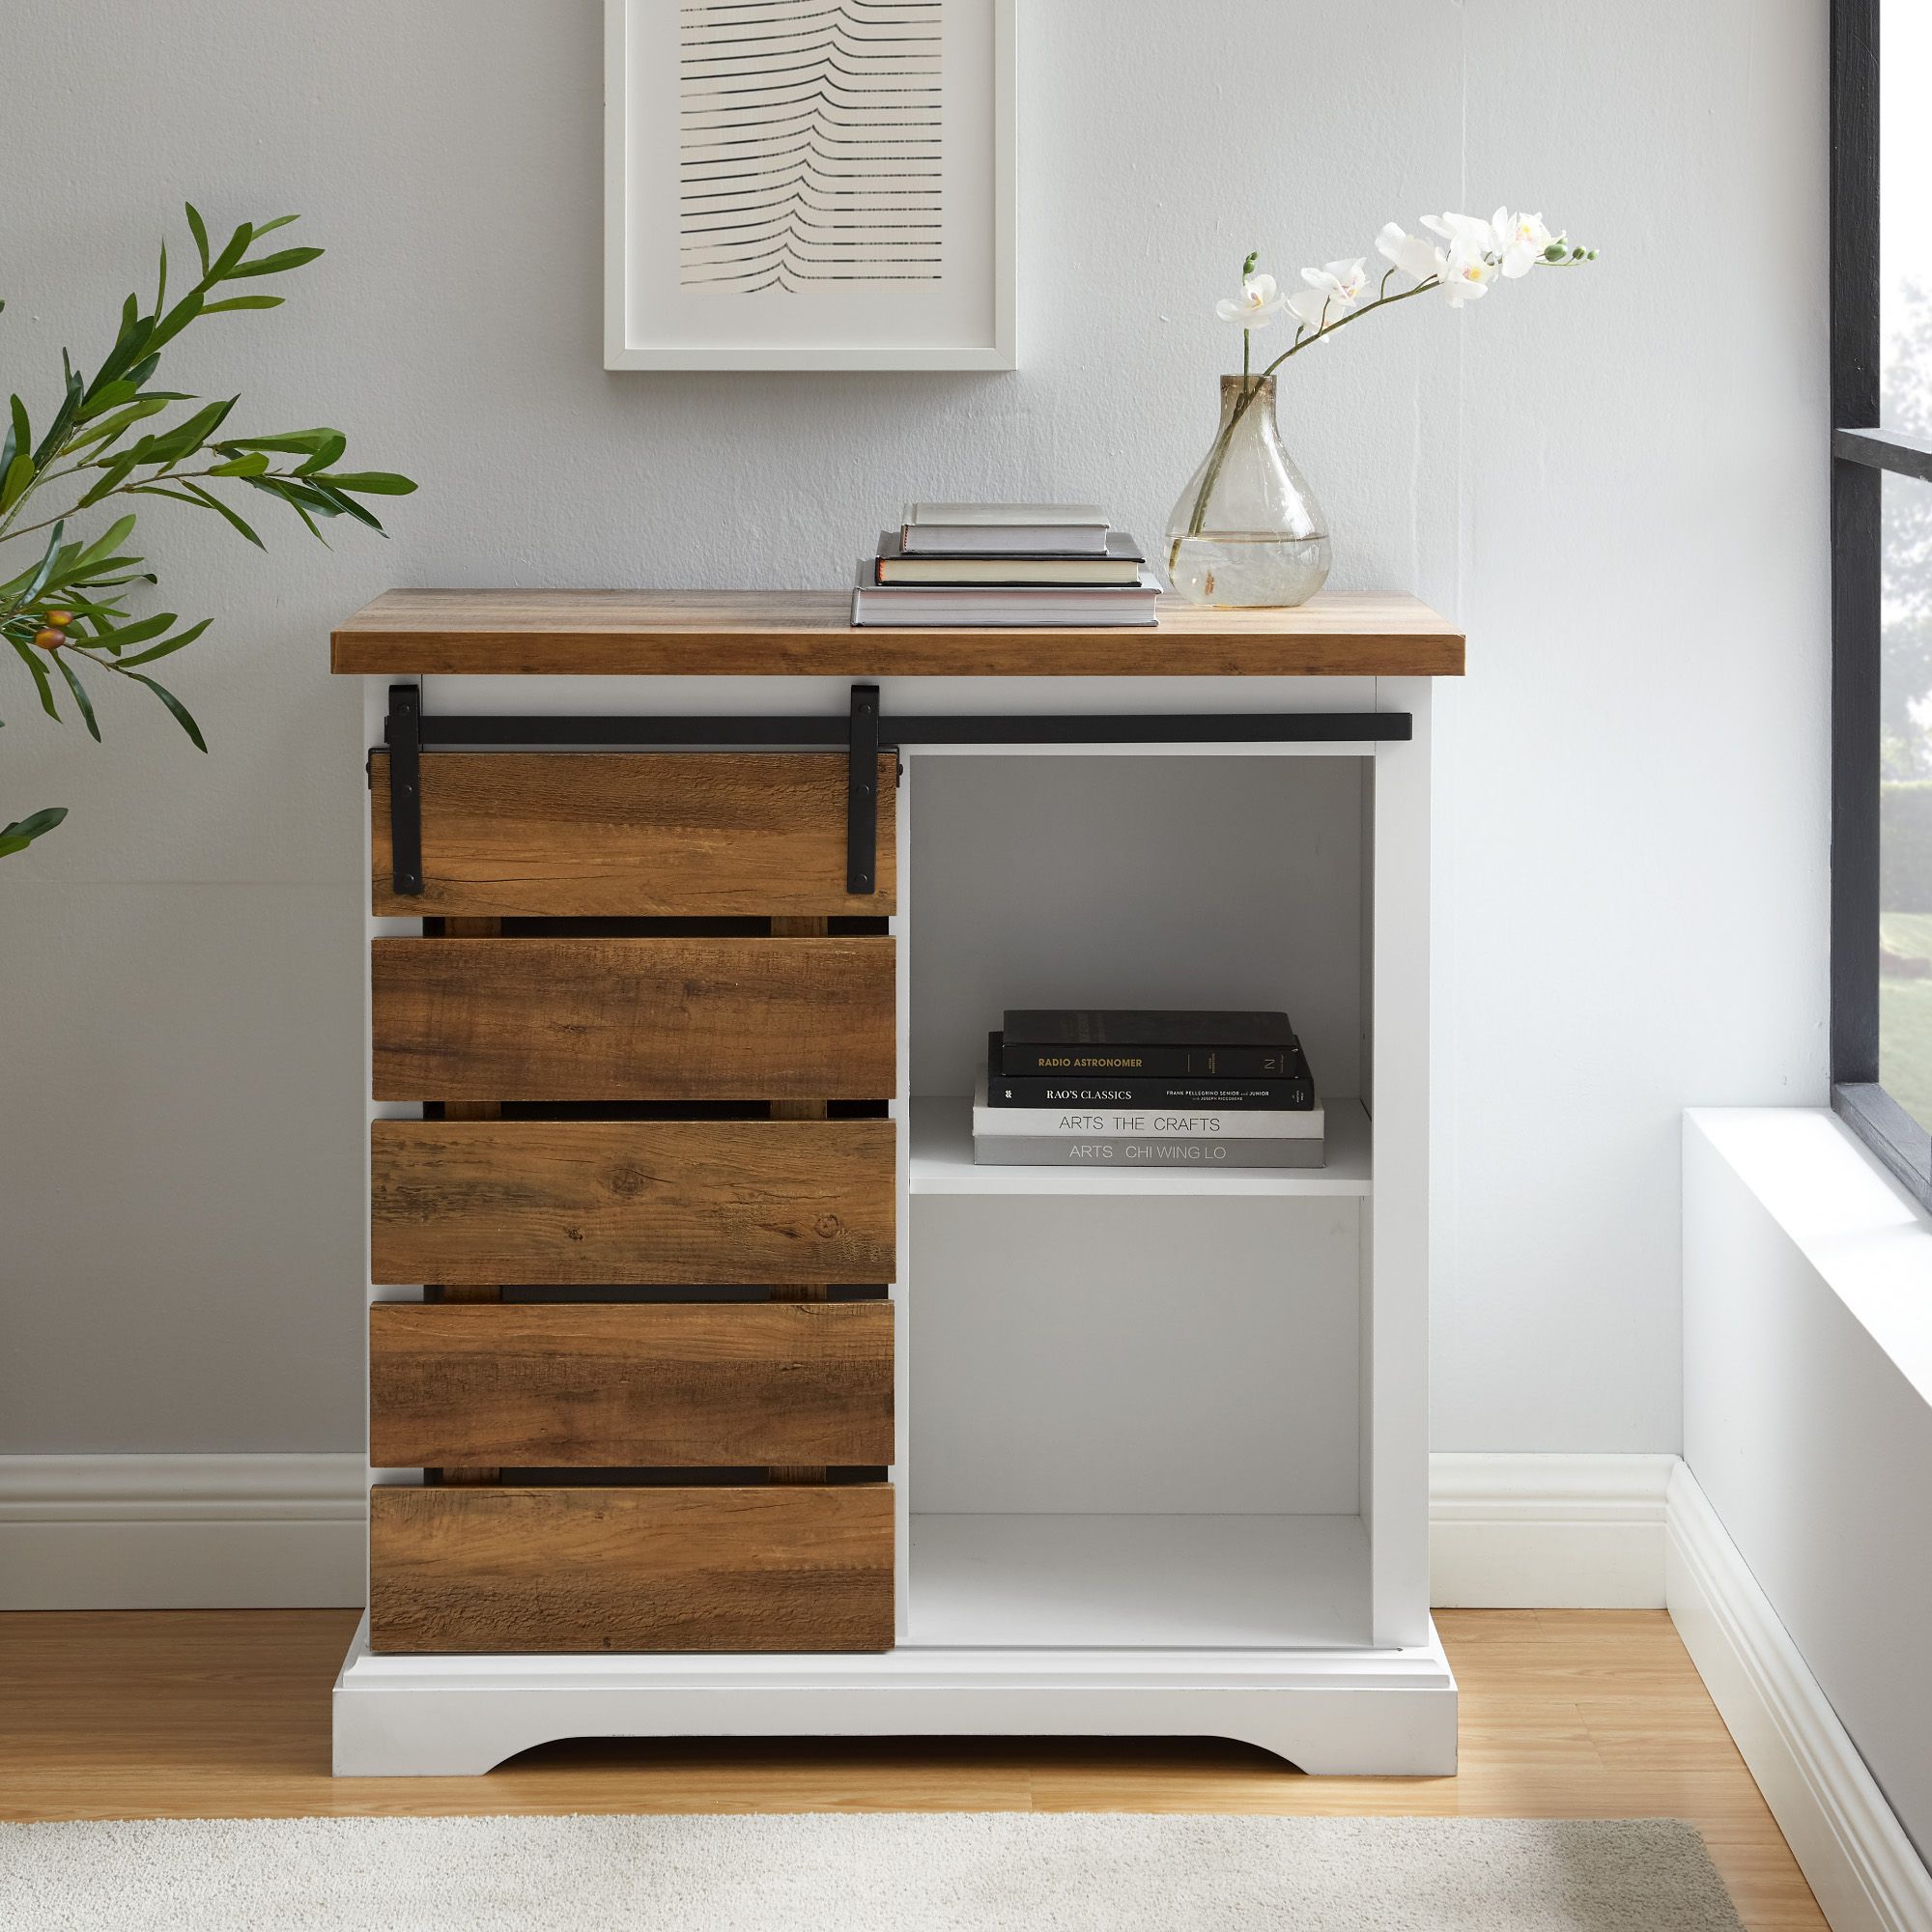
[4,1449,1927,1929]
[0,1455,365,1609]
[1665,1463,1932,1932]
[1428,1451,1675,1608]
[2,1450,1673,1614]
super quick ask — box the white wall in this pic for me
[1684,1110,1932,1861]
[0,0,1828,1459]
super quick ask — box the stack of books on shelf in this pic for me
[851,503,1162,628]
[974,1009,1323,1169]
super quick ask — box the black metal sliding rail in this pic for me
[377,682,1412,900]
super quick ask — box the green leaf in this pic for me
[254,474,343,515]
[78,378,192,423]
[251,213,300,239]
[83,315,156,402]
[59,592,139,622]
[199,296,284,313]
[243,474,327,543]
[175,480,264,548]
[214,428,342,458]
[125,485,207,509]
[33,366,85,466]
[52,593,134,624]
[20,522,65,603]
[0,452,28,511]
[67,395,175,453]
[156,240,167,315]
[210,222,254,279]
[77,514,139,568]
[7,634,60,721]
[8,395,28,462]
[295,432,348,474]
[185,203,212,276]
[117,616,210,667]
[228,245,324,278]
[66,576,153,600]
[125,670,205,751]
[310,470,417,496]
[309,483,384,531]
[144,288,205,355]
[24,538,85,600]
[205,451,270,478]
[0,805,68,858]
[84,609,178,651]
[128,395,238,468]
[49,652,100,742]
[75,454,139,508]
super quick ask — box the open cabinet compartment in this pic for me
[899,750,1380,1651]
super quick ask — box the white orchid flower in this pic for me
[1215,271,1288,326]
[1376,222,1446,286]
[1494,209,1554,278]
[1304,257,1370,305]
[1285,261,1364,333]
[1422,210,1502,256]
[1437,238,1498,306]
[1286,288,1333,330]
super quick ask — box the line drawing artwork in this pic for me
[679,0,944,292]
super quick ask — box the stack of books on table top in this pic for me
[974,1009,1323,1169]
[850,503,1162,627]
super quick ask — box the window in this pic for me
[1833,0,1932,1204]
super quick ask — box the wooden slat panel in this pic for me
[369,1301,894,1468]
[370,1119,895,1286]
[371,936,895,1102]
[330,588,1465,678]
[368,1484,894,1653]
[371,753,897,918]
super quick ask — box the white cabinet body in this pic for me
[335,671,1455,1776]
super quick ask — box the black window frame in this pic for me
[1832,0,1932,1206]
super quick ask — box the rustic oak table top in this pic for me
[330,589,1463,678]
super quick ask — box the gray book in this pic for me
[876,530,1147,584]
[972,1134,1325,1169]
[851,565,1160,629]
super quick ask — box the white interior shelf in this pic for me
[905,1513,1372,1650]
[907,1094,1373,1197]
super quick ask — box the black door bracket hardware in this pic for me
[376,683,1412,902]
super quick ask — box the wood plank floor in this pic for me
[0,1607,1822,1930]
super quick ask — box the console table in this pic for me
[328,588,1464,1776]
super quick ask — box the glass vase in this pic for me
[1163,374,1332,607]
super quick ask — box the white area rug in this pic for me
[0,1813,1744,1931]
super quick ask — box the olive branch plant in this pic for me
[0,205,414,856]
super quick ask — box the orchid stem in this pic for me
[1259,277,1439,381]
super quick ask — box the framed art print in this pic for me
[604,0,1016,370]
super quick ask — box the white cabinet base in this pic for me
[331,1617,1458,1777]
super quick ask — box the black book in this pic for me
[982,1033,1314,1109]
[1000,1009,1299,1080]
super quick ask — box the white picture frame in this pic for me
[604,0,1016,371]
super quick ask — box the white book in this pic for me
[905,500,1107,527]
[973,1135,1325,1170]
[900,501,1111,557]
[972,1071,1323,1140]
